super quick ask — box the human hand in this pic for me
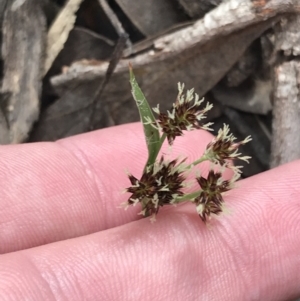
[0,123,299,300]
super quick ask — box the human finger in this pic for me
[0,160,299,300]
[0,123,217,253]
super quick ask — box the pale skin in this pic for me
[0,123,300,301]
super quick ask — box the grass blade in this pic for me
[129,65,161,167]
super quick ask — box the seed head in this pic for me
[153,83,213,145]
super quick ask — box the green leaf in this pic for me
[129,65,161,167]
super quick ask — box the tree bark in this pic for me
[270,15,300,167]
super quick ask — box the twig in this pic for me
[89,33,128,130]
[153,0,300,59]
[270,16,300,168]
[97,0,130,47]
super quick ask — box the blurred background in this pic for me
[1,0,300,177]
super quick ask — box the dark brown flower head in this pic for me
[195,200,223,223]
[125,157,187,218]
[195,170,233,222]
[205,124,252,166]
[152,83,213,145]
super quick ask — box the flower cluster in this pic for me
[204,124,252,166]
[125,157,187,219]
[152,83,213,145]
[125,74,252,223]
[195,170,237,222]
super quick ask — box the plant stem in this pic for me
[174,190,202,203]
[152,132,167,160]
[159,133,167,147]
[187,155,208,169]
[145,132,167,170]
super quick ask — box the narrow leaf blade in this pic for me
[129,66,160,167]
